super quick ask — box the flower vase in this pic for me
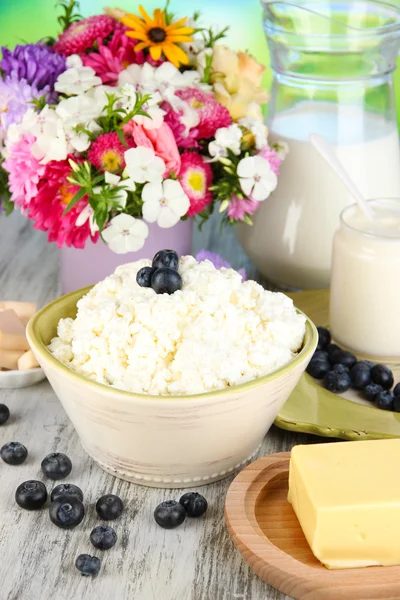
[60,219,193,294]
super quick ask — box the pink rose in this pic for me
[123,121,181,176]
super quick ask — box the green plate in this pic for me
[275,289,400,441]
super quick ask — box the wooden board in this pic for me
[225,453,400,600]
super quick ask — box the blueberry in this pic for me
[332,364,350,374]
[375,390,394,411]
[49,496,85,529]
[394,383,400,397]
[0,404,10,425]
[330,350,357,369]
[316,327,331,350]
[41,453,72,480]
[371,365,394,390]
[75,554,101,577]
[51,483,83,503]
[179,492,208,517]
[350,363,372,389]
[358,360,374,369]
[364,383,384,402]
[90,525,117,550]
[327,343,341,358]
[151,268,182,295]
[136,266,156,288]
[154,500,186,529]
[1,442,28,465]
[152,249,179,271]
[15,480,47,510]
[323,370,352,394]
[306,359,331,379]
[96,494,124,521]
[312,350,329,362]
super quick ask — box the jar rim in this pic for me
[340,198,400,239]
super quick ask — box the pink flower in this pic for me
[53,15,116,56]
[82,25,145,85]
[26,159,99,249]
[88,132,130,172]
[124,121,181,176]
[164,88,232,149]
[3,134,45,209]
[179,151,213,217]
[227,194,260,222]
[257,145,282,175]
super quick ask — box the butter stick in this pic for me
[0,348,24,370]
[0,310,30,351]
[0,301,37,320]
[18,350,40,371]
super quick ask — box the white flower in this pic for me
[102,214,149,254]
[133,100,165,130]
[239,116,269,151]
[142,179,190,228]
[31,117,68,163]
[118,62,200,93]
[237,156,278,201]
[124,147,165,184]
[55,64,102,95]
[66,54,83,69]
[93,172,136,209]
[274,140,289,160]
[75,204,99,236]
[55,94,103,126]
[64,127,91,153]
[208,124,243,159]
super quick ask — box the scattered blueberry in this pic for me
[350,363,372,389]
[154,500,186,529]
[75,554,101,577]
[323,370,352,394]
[41,453,72,480]
[179,492,208,517]
[1,442,28,465]
[51,483,83,503]
[151,267,182,295]
[306,359,331,379]
[393,395,400,413]
[364,383,384,402]
[358,360,374,369]
[0,404,10,425]
[15,480,47,510]
[371,365,394,390]
[49,496,85,529]
[332,364,350,374]
[375,390,394,411]
[330,350,357,369]
[316,327,331,350]
[394,383,400,397]
[136,266,156,288]
[152,249,179,271]
[90,525,117,550]
[327,343,341,360]
[96,494,124,521]
[312,350,329,362]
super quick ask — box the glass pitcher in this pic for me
[238,0,400,290]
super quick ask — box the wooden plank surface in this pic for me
[0,211,316,600]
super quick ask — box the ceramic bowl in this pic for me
[27,287,317,488]
[0,367,45,389]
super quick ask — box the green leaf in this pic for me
[62,187,86,216]
[117,128,128,148]
[93,203,109,232]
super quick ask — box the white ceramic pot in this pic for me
[27,287,317,488]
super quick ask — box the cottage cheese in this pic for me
[48,256,306,396]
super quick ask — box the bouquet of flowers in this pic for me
[0,1,287,253]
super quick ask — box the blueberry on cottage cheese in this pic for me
[0,404,10,425]
[15,480,47,510]
[152,249,179,271]
[154,500,186,529]
[51,483,83,503]
[179,492,208,517]
[90,525,117,550]
[96,494,124,520]
[371,365,394,390]
[41,453,72,480]
[75,554,101,577]
[1,442,28,465]
[49,496,85,529]
[151,267,182,295]
[136,266,156,288]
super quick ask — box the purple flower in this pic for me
[0,74,42,145]
[196,249,247,280]
[0,43,66,101]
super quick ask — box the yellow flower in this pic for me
[211,45,269,121]
[121,5,194,68]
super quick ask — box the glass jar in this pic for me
[330,199,400,362]
[238,0,400,289]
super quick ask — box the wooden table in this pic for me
[0,212,317,600]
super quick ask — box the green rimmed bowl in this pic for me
[27,286,317,488]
